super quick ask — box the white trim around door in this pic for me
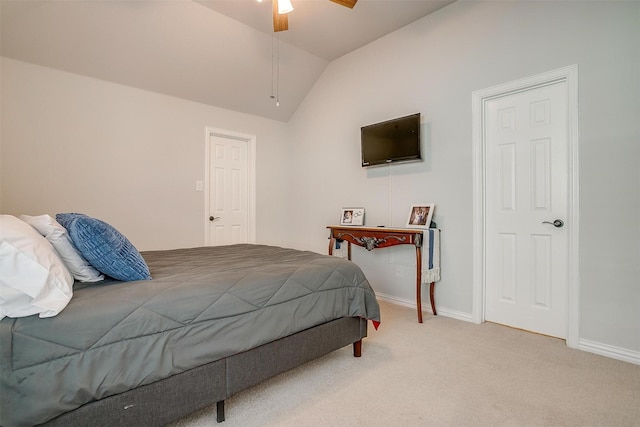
[471,65,580,348]
[204,127,257,245]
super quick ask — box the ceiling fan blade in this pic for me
[329,0,357,8]
[273,0,289,32]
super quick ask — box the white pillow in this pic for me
[0,215,74,320]
[20,214,104,282]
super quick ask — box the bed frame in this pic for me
[41,317,367,426]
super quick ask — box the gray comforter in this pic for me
[0,244,380,427]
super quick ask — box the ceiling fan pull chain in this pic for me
[270,33,275,101]
[276,33,280,107]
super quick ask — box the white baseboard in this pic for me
[375,292,473,323]
[376,293,639,366]
[579,339,640,366]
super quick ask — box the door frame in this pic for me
[471,65,580,348]
[204,127,257,245]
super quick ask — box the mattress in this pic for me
[0,244,380,427]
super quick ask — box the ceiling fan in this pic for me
[270,0,358,32]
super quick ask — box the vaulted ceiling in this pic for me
[1,0,455,121]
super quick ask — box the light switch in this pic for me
[195,180,203,191]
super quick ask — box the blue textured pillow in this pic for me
[55,213,151,282]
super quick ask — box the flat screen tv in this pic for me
[361,113,421,167]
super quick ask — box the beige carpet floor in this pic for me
[170,300,640,427]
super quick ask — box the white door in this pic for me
[484,81,569,338]
[207,134,251,246]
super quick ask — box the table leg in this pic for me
[430,282,437,315]
[416,246,423,323]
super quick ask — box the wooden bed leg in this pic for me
[353,340,362,357]
[216,400,225,423]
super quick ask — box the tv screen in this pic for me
[361,113,421,167]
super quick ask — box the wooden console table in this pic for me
[327,226,437,323]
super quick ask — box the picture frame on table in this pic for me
[406,204,434,228]
[340,208,365,226]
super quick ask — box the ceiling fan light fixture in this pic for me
[277,0,294,14]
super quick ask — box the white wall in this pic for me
[0,58,290,250]
[286,1,640,355]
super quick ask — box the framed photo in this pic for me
[340,208,365,226]
[406,204,434,228]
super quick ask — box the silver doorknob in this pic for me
[542,219,564,228]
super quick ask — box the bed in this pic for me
[0,229,380,426]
